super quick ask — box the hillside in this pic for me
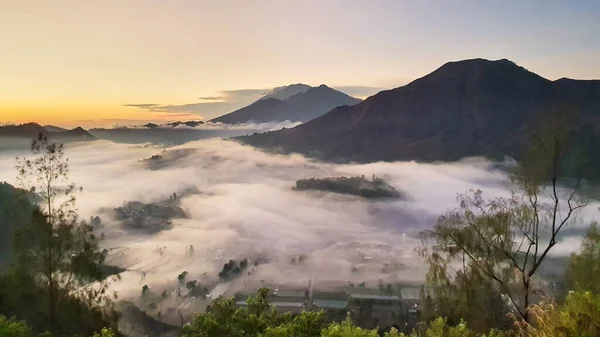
[237,59,600,163]
[0,123,96,149]
[211,84,361,124]
[43,125,68,132]
[0,182,34,265]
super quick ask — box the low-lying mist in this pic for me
[0,136,596,324]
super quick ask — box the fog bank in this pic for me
[0,137,596,323]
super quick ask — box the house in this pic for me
[347,292,402,328]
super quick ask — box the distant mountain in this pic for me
[43,125,68,133]
[211,84,361,124]
[0,123,96,147]
[142,121,204,129]
[60,126,96,141]
[0,122,47,138]
[165,120,204,128]
[237,58,600,163]
[89,126,254,145]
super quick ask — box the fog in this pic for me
[88,120,302,145]
[0,136,596,327]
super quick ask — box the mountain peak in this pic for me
[431,58,528,78]
[260,84,312,101]
[237,58,600,163]
[210,83,360,124]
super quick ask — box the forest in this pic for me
[293,176,403,199]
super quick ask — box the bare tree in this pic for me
[421,111,589,323]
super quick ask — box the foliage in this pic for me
[420,111,588,323]
[0,134,119,336]
[514,291,600,337]
[565,222,600,293]
[183,288,313,337]
[91,327,116,337]
[0,315,31,337]
[319,317,380,337]
[218,258,250,280]
[262,311,327,337]
[0,182,36,267]
[419,259,511,332]
[293,176,403,199]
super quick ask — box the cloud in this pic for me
[122,103,161,109]
[123,82,411,119]
[219,88,268,98]
[123,101,246,118]
[124,88,269,119]
[197,96,224,101]
[123,84,393,119]
[1,138,595,322]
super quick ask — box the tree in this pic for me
[514,291,600,337]
[420,255,511,332]
[0,315,31,337]
[5,133,118,336]
[421,111,589,323]
[565,222,600,293]
[320,317,379,337]
[183,288,326,337]
[262,311,326,337]
[92,327,116,337]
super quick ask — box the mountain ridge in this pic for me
[236,58,600,163]
[0,122,96,141]
[210,84,361,124]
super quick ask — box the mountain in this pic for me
[237,58,600,163]
[59,126,96,141]
[0,123,96,150]
[43,125,68,132]
[0,122,47,138]
[210,84,361,124]
[165,120,204,128]
[89,126,254,145]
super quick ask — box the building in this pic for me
[399,286,422,330]
[347,292,402,328]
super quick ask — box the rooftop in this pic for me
[400,287,421,300]
[349,293,400,301]
[273,289,306,298]
[235,301,304,308]
[313,299,348,309]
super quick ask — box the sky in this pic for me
[1,0,599,128]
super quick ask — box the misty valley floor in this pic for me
[0,138,596,328]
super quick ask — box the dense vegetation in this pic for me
[293,176,403,199]
[0,134,119,336]
[180,288,600,337]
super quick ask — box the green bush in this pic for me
[0,315,31,337]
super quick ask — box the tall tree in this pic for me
[565,222,600,293]
[6,133,118,336]
[420,252,511,332]
[421,111,589,323]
